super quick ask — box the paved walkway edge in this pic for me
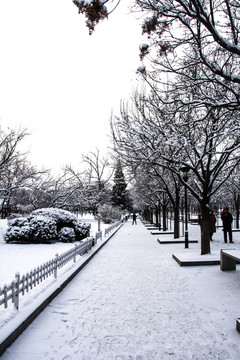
[0,223,124,357]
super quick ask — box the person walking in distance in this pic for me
[209,209,216,241]
[221,207,233,243]
[132,213,137,225]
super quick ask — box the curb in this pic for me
[0,223,124,356]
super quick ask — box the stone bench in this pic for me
[220,249,240,333]
[220,249,240,271]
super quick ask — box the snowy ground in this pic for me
[1,218,240,359]
[0,215,110,331]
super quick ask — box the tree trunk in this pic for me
[173,190,180,238]
[146,208,151,222]
[200,204,211,255]
[236,207,239,229]
[162,204,167,231]
[150,209,153,224]
[155,206,159,227]
[234,193,239,229]
[1,199,7,219]
[174,206,180,238]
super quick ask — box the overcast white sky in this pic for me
[0,0,143,174]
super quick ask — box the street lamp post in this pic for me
[158,189,167,231]
[180,166,190,248]
[158,200,161,231]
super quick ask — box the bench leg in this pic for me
[220,251,236,271]
[237,319,240,333]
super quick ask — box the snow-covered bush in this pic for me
[5,217,30,243]
[28,215,57,242]
[98,204,122,224]
[58,227,76,242]
[7,216,28,228]
[4,208,91,243]
[5,223,30,243]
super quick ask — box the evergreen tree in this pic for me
[112,160,128,209]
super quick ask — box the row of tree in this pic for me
[101,0,240,255]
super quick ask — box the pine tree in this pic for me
[112,160,128,209]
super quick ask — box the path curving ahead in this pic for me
[1,221,240,360]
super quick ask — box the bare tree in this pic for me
[27,169,84,211]
[0,126,28,170]
[82,149,112,190]
[63,166,86,208]
[82,148,114,230]
[130,170,172,231]
[136,0,240,111]
[0,156,45,217]
[0,126,32,216]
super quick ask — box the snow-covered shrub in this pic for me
[6,216,28,228]
[30,208,90,241]
[28,215,57,242]
[5,217,30,243]
[58,227,76,243]
[4,208,91,244]
[5,224,30,243]
[74,221,91,240]
[98,204,122,224]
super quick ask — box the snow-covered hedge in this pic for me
[4,208,91,243]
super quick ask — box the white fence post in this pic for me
[74,244,77,262]
[54,254,58,279]
[3,284,7,308]
[14,273,20,310]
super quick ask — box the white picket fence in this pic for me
[0,220,122,311]
[105,222,119,236]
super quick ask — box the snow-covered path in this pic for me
[1,221,240,359]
